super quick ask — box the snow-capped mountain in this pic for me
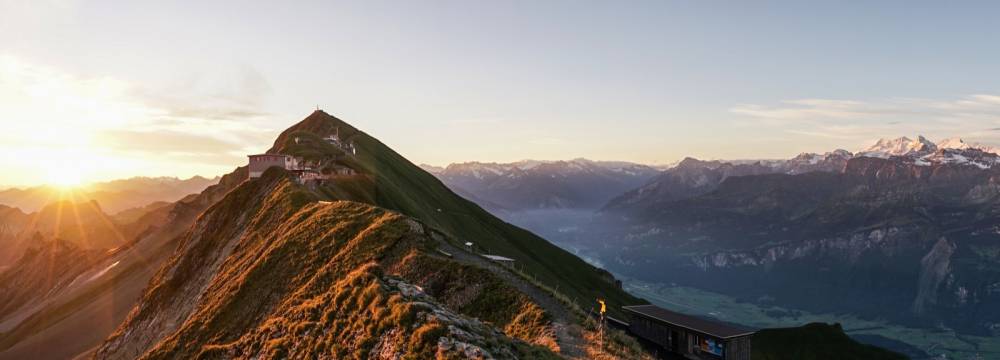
[605,137,1000,212]
[937,137,1000,154]
[775,149,854,174]
[912,148,1000,169]
[857,135,938,158]
[937,137,972,150]
[434,136,1000,213]
[856,136,1000,169]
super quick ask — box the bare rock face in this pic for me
[913,238,955,314]
[694,227,912,270]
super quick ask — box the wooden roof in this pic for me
[622,304,756,339]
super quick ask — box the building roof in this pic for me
[248,154,291,158]
[481,254,515,262]
[622,304,756,339]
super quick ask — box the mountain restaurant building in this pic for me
[248,154,299,178]
[623,305,754,360]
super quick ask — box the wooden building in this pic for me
[623,304,754,360]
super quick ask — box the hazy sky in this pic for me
[2,0,1000,186]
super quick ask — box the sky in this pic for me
[2,0,1000,187]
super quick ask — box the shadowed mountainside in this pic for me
[0,199,126,266]
[0,168,247,359]
[588,154,1000,344]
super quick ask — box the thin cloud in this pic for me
[95,130,243,154]
[157,107,271,121]
[134,65,273,122]
[730,95,1000,148]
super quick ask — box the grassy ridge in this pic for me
[271,110,643,318]
[97,170,562,359]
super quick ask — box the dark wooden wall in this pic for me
[725,337,751,360]
[628,316,672,348]
[628,313,752,360]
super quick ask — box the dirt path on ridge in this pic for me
[433,240,588,359]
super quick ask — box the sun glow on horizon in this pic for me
[0,56,259,187]
[45,167,85,189]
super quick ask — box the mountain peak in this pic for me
[873,136,911,146]
[938,137,971,150]
[828,149,853,158]
[300,109,344,128]
[860,135,937,158]
[676,157,708,168]
[858,135,1000,160]
[913,135,936,151]
[267,110,364,154]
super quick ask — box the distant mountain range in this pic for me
[0,176,220,267]
[422,159,660,211]
[608,136,1000,212]
[575,136,1000,356]
[0,176,219,214]
[859,136,999,159]
[0,200,124,266]
[426,137,1000,215]
[426,136,1000,358]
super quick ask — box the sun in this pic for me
[45,163,87,190]
[47,172,83,189]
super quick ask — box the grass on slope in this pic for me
[272,111,643,318]
[387,250,558,351]
[97,170,562,359]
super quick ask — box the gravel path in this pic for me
[434,240,588,358]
